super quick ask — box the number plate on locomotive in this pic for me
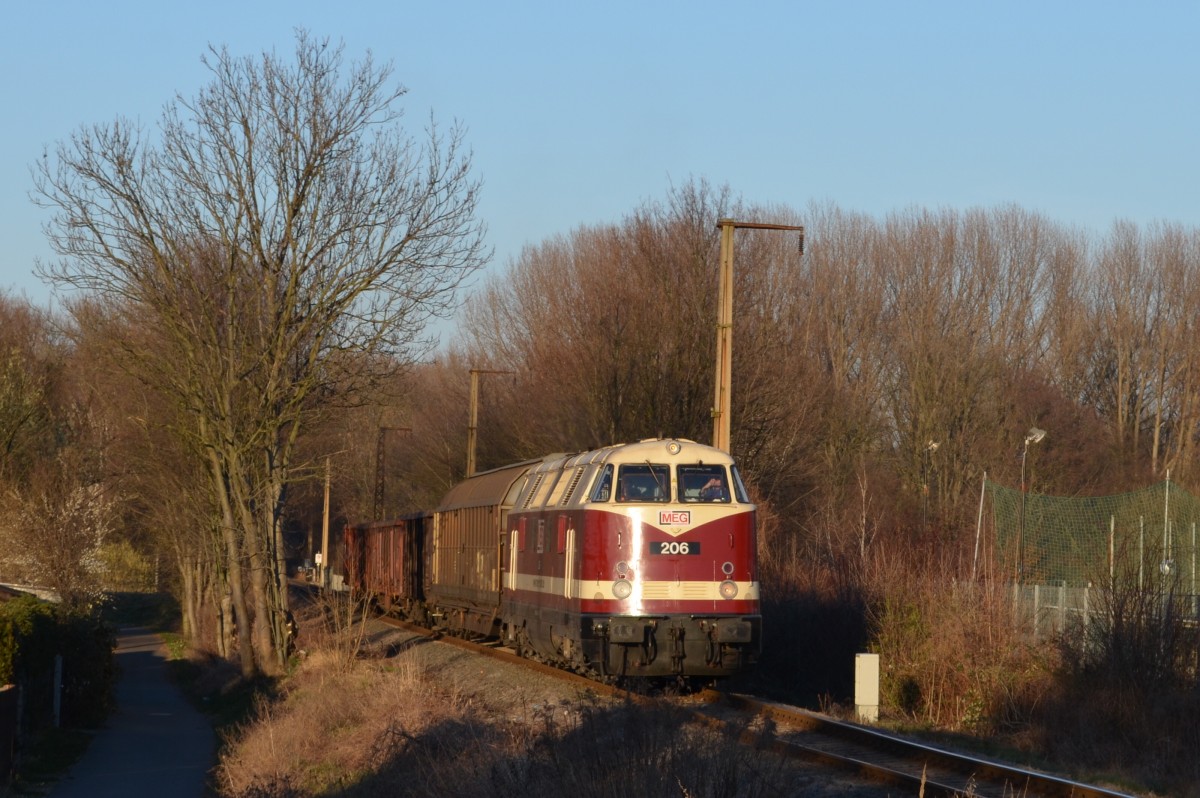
[650,541,700,555]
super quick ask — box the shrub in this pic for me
[864,552,1052,732]
[1034,575,1200,793]
[0,596,115,731]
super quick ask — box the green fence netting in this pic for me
[986,479,1200,590]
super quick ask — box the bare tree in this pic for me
[460,179,738,456]
[5,450,113,611]
[1140,223,1200,479]
[1088,222,1159,468]
[0,296,59,489]
[33,31,486,676]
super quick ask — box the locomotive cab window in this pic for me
[616,464,670,503]
[678,465,731,503]
[589,464,614,502]
[730,465,751,503]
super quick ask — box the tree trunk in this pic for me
[208,448,258,679]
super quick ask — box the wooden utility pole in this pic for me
[467,368,513,476]
[320,456,330,588]
[712,219,805,452]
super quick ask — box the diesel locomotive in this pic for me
[343,438,760,680]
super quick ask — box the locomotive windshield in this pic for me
[616,464,670,503]
[588,456,751,504]
[678,464,731,503]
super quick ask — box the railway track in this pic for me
[692,691,1135,798]
[374,616,1136,797]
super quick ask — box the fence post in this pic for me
[972,472,986,581]
[1109,516,1114,592]
[1012,582,1020,634]
[1164,472,1171,565]
[1059,581,1067,634]
[1139,516,1145,590]
[1033,584,1041,639]
[1083,584,1090,647]
[53,654,62,729]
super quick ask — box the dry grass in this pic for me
[212,633,815,798]
[216,650,458,796]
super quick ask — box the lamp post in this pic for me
[922,440,939,535]
[712,219,805,453]
[1017,427,1046,581]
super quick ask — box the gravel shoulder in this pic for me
[348,619,900,798]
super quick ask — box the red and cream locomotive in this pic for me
[343,438,760,680]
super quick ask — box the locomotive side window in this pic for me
[616,464,670,503]
[678,465,730,503]
[590,464,614,502]
[731,465,750,503]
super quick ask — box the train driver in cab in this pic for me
[700,476,728,501]
[680,466,730,502]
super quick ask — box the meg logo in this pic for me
[659,510,691,525]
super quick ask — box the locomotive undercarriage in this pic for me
[374,590,759,681]
[591,615,760,679]
[503,602,760,680]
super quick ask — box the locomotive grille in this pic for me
[521,473,544,508]
[641,583,670,599]
[559,466,586,505]
[637,582,725,600]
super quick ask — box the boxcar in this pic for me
[423,459,533,636]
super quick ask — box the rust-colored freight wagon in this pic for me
[342,513,428,616]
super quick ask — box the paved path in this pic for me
[49,627,216,797]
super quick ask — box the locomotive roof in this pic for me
[439,440,736,512]
[560,438,734,469]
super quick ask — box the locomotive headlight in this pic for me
[666,441,682,455]
[613,579,633,600]
[719,580,739,599]
[721,561,735,576]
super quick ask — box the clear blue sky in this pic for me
[3,1,1196,334]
